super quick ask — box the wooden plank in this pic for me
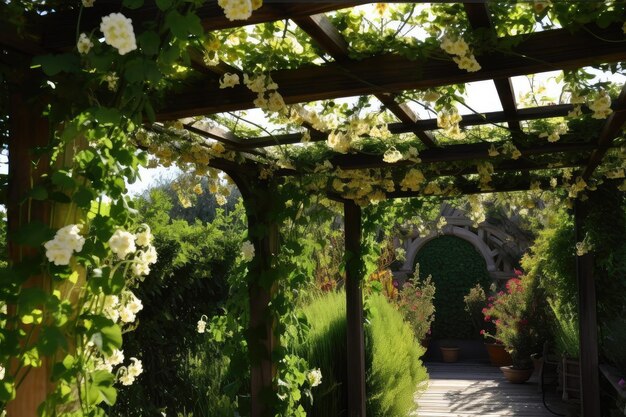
[415,363,565,417]
[157,23,626,119]
[344,201,366,417]
[574,200,601,417]
[5,91,52,417]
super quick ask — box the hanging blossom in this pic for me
[219,73,240,89]
[327,130,352,154]
[437,107,464,139]
[44,224,86,266]
[218,0,262,21]
[100,13,137,55]
[197,315,208,333]
[588,90,612,119]
[241,240,255,262]
[307,369,322,387]
[118,357,143,386]
[119,290,143,324]
[400,169,426,192]
[108,229,136,259]
[440,33,481,72]
[77,33,94,54]
[383,147,403,163]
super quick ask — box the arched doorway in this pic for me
[414,235,491,339]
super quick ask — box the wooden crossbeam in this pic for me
[465,3,521,131]
[582,84,626,179]
[330,140,597,171]
[39,2,360,50]
[239,102,597,149]
[157,23,626,120]
[293,14,438,148]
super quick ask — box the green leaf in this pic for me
[73,186,95,208]
[90,317,122,355]
[87,370,117,406]
[93,107,122,125]
[165,10,188,38]
[39,326,68,355]
[138,30,161,56]
[156,0,173,11]
[32,54,80,76]
[143,99,156,123]
[28,185,48,201]
[0,381,16,402]
[51,170,76,190]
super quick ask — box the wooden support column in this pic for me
[344,200,366,417]
[6,92,52,417]
[234,177,279,417]
[574,199,601,417]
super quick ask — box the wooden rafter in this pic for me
[293,13,438,148]
[239,102,606,149]
[466,3,520,132]
[157,22,626,119]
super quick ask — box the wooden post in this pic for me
[344,200,366,417]
[574,199,601,417]
[236,178,279,417]
[6,92,52,416]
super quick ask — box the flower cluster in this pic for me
[396,272,436,342]
[383,147,403,163]
[100,13,137,55]
[307,368,322,387]
[440,34,481,72]
[539,122,568,143]
[102,290,144,324]
[589,90,613,119]
[77,33,94,54]
[400,168,426,192]
[44,224,86,266]
[477,161,495,190]
[118,357,143,386]
[218,0,262,21]
[243,74,286,113]
[219,73,240,89]
[482,275,542,369]
[437,107,464,138]
[241,240,255,262]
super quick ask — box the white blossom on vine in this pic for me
[77,33,94,54]
[307,368,322,387]
[108,229,136,259]
[241,240,255,262]
[44,224,85,266]
[219,73,240,89]
[100,13,137,55]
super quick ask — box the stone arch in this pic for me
[395,203,525,284]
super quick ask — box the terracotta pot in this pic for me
[440,347,460,363]
[485,343,513,367]
[500,366,533,384]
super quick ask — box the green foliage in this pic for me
[414,236,491,339]
[602,318,626,375]
[483,276,545,369]
[396,269,436,342]
[549,301,579,359]
[296,292,427,417]
[464,283,490,338]
[110,188,247,416]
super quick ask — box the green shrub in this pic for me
[297,292,427,417]
[396,269,436,342]
[549,301,579,359]
[414,236,491,339]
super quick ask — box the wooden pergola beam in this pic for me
[239,103,596,149]
[156,23,626,120]
[330,141,596,171]
[293,14,438,148]
[465,3,522,132]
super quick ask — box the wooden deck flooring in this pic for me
[414,362,566,417]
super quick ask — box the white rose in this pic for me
[241,240,255,262]
[108,229,136,259]
[307,368,322,387]
[100,13,137,55]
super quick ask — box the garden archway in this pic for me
[398,204,527,284]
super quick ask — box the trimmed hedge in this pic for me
[297,292,427,417]
[414,236,491,339]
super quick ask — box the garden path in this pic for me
[414,362,566,416]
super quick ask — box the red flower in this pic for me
[514,268,523,276]
[480,330,485,335]
[484,315,491,322]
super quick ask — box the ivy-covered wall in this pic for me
[415,235,491,339]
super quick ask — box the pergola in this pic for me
[3,1,626,416]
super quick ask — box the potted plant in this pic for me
[396,270,436,351]
[439,341,460,363]
[483,276,541,383]
[465,283,513,367]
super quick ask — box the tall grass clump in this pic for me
[297,292,428,417]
